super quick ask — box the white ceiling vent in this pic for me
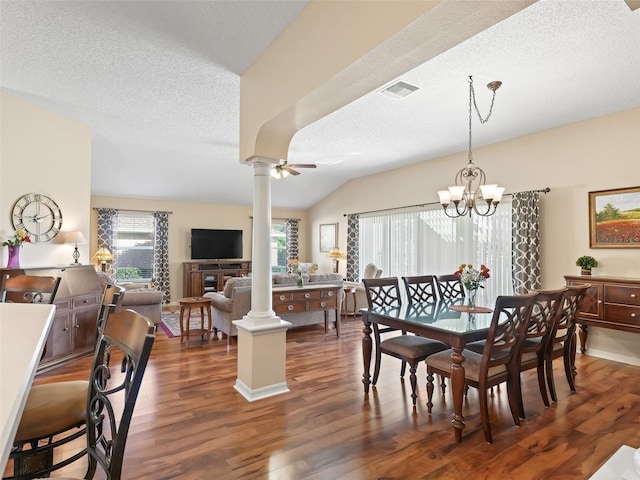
[379,80,420,99]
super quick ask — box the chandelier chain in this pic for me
[468,75,498,163]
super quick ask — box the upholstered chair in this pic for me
[344,263,383,314]
[96,272,163,327]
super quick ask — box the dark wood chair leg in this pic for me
[536,354,550,407]
[479,386,493,444]
[545,352,558,403]
[372,347,382,385]
[409,362,418,406]
[426,368,435,413]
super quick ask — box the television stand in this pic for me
[183,260,251,297]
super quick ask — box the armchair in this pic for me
[96,272,163,327]
[344,263,383,315]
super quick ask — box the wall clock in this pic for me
[11,193,63,243]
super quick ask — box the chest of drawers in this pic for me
[564,275,640,352]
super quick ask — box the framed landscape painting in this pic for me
[589,186,640,248]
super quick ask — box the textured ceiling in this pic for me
[1,0,639,209]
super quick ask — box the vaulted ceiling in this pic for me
[1,0,639,209]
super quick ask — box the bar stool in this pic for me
[178,296,213,345]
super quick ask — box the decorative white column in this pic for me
[233,157,291,402]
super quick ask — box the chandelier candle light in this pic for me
[438,76,505,218]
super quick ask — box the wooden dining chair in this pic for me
[0,274,61,304]
[514,288,566,418]
[434,274,464,300]
[7,310,155,480]
[545,284,589,402]
[426,292,538,443]
[402,275,438,304]
[363,277,448,407]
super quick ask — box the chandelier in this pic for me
[438,76,505,217]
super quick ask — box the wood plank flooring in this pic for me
[8,315,640,479]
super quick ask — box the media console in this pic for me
[183,260,251,297]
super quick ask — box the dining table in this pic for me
[0,303,56,472]
[361,297,495,442]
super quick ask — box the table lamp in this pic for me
[93,246,113,272]
[327,247,347,274]
[64,231,87,264]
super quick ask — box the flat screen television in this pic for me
[190,229,243,260]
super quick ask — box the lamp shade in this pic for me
[327,247,346,259]
[64,231,87,245]
[93,247,113,263]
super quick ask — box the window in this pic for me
[113,212,154,282]
[358,200,513,299]
[271,221,287,273]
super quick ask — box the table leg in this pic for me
[206,304,212,344]
[179,306,186,343]
[335,307,340,337]
[199,306,205,341]
[362,312,372,394]
[449,347,466,442]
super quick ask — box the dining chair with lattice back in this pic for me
[363,277,448,407]
[0,274,61,304]
[435,274,464,300]
[545,284,589,403]
[513,287,566,418]
[7,309,155,480]
[402,275,438,305]
[426,292,538,443]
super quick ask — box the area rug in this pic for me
[160,311,209,338]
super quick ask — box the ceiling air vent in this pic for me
[379,81,420,99]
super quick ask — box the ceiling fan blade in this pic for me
[284,166,300,176]
[287,163,317,169]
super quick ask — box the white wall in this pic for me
[1,93,92,267]
[91,195,308,302]
[308,107,640,365]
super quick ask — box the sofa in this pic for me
[97,272,164,327]
[343,263,383,315]
[205,273,343,343]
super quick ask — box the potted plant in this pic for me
[576,255,598,275]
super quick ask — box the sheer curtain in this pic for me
[358,200,513,299]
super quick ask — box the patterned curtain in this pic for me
[512,191,542,294]
[96,208,118,276]
[346,214,359,282]
[153,211,170,303]
[286,219,299,273]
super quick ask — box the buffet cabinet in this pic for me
[183,260,251,297]
[272,284,342,336]
[1,265,103,372]
[565,275,640,353]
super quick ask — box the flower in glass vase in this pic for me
[454,263,490,290]
[289,259,304,287]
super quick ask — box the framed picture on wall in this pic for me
[589,186,640,248]
[319,223,337,252]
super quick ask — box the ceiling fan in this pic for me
[271,160,317,179]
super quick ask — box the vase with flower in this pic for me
[2,229,31,268]
[289,259,305,288]
[454,263,490,309]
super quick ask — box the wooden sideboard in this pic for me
[183,260,251,297]
[565,275,640,353]
[1,265,103,372]
[272,284,342,336]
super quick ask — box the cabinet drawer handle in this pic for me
[632,313,637,318]
[83,299,89,303]
[63,327,69,332]
[327,291,333,297]
[75,324,80,328]
[631,294,637,299]
[320,301,326,307]
[287,305,294,311]
[304,293,310,299]
[597,300,602,304]
[279,295,286,301]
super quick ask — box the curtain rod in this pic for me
[249,216,301,221]
[93,208,173,214]
[343,187,550,217]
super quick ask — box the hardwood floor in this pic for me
[9,315,640,479]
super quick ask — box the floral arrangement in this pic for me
[2,229,31,247]
[454,263,490,290]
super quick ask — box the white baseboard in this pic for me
[234,379,290,402]
[584,348,640,367]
